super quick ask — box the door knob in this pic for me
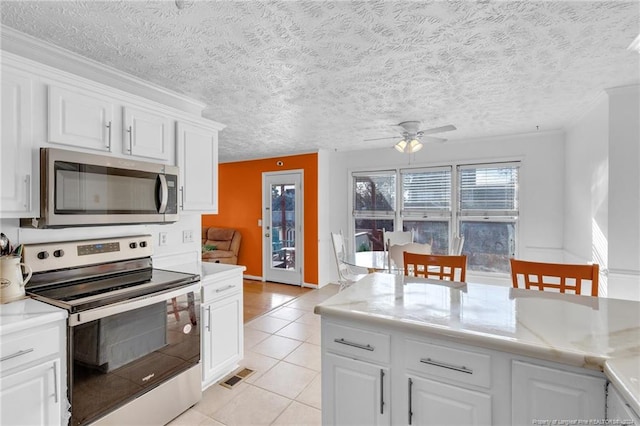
[265,233,270,237]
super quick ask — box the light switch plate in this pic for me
[182,230,193,243]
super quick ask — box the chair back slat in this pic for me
[403,253,467,282]
[509,259,599,297]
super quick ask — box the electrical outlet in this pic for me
[182,230,193,243]
[159,232,168,246]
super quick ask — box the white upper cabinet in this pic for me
[1,69,36,217]
[176,121,219,212]
[48,85,115,152]
[123,106,171,161]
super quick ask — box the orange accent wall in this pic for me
[202,153,318,286]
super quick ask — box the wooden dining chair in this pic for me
[403,252,467,282]
[510,259,599,296]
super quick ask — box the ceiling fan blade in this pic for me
[420,124,456,135]
[422,136,447,143]
[364,136,403,141]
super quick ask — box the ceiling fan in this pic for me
[365,121,457,153]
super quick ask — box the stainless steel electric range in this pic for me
[23,235,201,426]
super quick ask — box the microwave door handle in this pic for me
[156,174,168,214]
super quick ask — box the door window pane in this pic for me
[271,183,296,270]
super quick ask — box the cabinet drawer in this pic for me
[0,323,62,372]
[201,276,242,303]
[324,321,390,364]
[405,338,491,388]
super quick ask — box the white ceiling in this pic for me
[1,1,639,162]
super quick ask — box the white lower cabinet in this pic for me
[323,352,390,425]
[512,360,606,425]
[200,265,244,389]
[1,359,62,426]
[407,375,492,426]
[607,384,640,425]
[0,316,66,426]
[321,317,609,426]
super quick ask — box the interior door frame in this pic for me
[262,170,304,286]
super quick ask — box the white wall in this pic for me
[324,130,566,286]
[564,85,640,300]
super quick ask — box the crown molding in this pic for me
[1,25,207,116]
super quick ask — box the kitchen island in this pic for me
[314,273,640,425]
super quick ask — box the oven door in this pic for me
[68,283,200,426]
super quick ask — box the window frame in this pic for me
[349,161,520,275]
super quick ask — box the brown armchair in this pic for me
[201,227,242,265]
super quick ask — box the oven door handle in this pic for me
[69,282,201,326]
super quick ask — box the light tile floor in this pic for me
[168,284,339,426]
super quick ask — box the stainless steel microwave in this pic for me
[21,148,179,228]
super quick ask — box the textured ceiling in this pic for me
[1,1,639,162]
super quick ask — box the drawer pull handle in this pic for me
[420,357,473,374]
[215,285,235,293]
[380,369,385,414]
[1,348,34,362]
[52,363,59,403]
[334,338,374,352]
[408,377,413,424]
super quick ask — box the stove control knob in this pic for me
[37,251,49,260]
[129,242,138,249]
[53,249,64,258]
[139,241,147,248]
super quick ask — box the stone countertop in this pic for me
[0,297,67,336]
[314,273,640,414]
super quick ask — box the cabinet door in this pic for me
[1,69,34,216]
[123,106,171,161]
[407,375,492,425]
[607,385,640,425]
[202,293,243,386]
[176,122,218,212]
[48,85,114,152]
[512,360,606,425]
[322,352,390,425]
[0,359,62,426]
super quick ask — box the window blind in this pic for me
[401,166,452,216]
[458,163,519,216]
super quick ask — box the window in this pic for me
[353,171,395,252]
[351,162,520,274]
[401,167,452,254]
[458,163,519,273]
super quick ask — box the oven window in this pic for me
[70,292,200,425]
[54,161,159,214]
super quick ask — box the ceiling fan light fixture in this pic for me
[394,139,408,152]
[408,138,423,153]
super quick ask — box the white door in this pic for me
[123,106,171,161]
[48,85,115,152]
[0,359,62,426]
[322,352,390,426]
[1,69,34,217]
[512,360,605,425]
[263,171,303,285]
[407,375,492,425]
